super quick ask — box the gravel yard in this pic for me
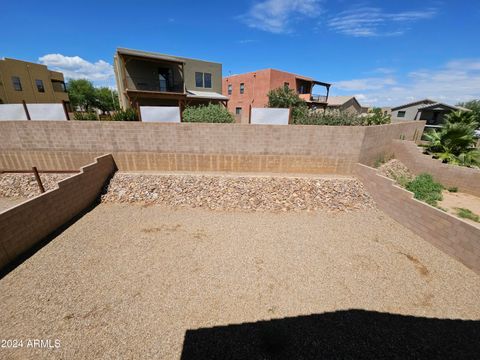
[0,203,479,359]
[101,173,375,212]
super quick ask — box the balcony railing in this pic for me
[126,76,184,93]
[298,93,328,103]
[310,94,328,102]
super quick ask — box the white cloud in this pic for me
[328,6,437,37]
[38,54,114,85]
[239,0,322,34]
[331,59,480,106]
[335,77,396,91]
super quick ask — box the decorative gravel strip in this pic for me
[0,173,71,198]
[101,173,375,212]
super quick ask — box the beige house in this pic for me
[391,99,469,126]
[0,58,69,105]
[326,96,363,113]
[113,48,228,110]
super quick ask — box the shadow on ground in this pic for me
[181,309,480,360]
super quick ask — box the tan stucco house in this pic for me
[0,58,69,106]
[113,48,228,110]
[326,96,363,114]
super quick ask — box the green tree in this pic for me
[267,86,308,120]
[66,79,97,111]
[94,87,120,114]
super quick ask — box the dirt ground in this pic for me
[0,197,27,212]
[439,190,480,228]
[0,204,479,359]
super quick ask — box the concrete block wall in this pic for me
[0,154,116,271]
[391,140,480,196]
[355,163,480,274]
[0,121,425,174]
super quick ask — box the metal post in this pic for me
[32,167,45,193]
[22,100,31,120]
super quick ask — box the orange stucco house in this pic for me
[223,68,330,122]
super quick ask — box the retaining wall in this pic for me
[0,121,424,174]
[391,140,480,196]
[0,154,116,271]
[355,163,480,274]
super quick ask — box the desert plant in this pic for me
[182,103,234,123]
[73,111,98,120]
[363,107,391,125]
[456,208,480,222]
[111,108,138,121]
[267,86,308,121]
[447,186,458,193]
[424,111,480,167]
[405,173,444,206]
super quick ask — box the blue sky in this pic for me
[1,0,479,106]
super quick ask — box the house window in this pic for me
[235,107,242,115]
[35,79,45,93]
[195,72,203,87]
[227,84,232,95]
[397,111,406,118]
[204,73,212,88]
[12,76,22,91]
[284,82,289,89]
[240,83,245,94]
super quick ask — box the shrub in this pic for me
[405,173,444,206]
[267,86,309,121]
[293,109,390,126]
[182,104,234,123]
[73,111,98,120]
[447,186,458,193]
[456,208,480,222]
[112,108,139,121]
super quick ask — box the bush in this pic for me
[112,108,139,121]
[293,109,390,126]
[405,173,444,206]
[447,186,458,193]
[73,111,98,120]
[267,86,309,121]
[182,104,234,123]
[456,208,480,222]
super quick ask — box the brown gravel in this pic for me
[0,203,478,359]
[0,173,71,198]
[378,159,414,184]
[101,173,375,212]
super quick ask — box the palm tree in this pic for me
[425,111,480,168]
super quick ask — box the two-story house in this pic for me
[113,48,228,111]
[222,69,330,122]
[0,58,69,106]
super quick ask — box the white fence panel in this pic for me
[0,104,28,120]
[140,106,181,123]
[251,108,290,125]
[27,103,67,121]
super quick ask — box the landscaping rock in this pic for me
[0,173,71,198]
[378,160,414,185]
[101,173,375,212]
